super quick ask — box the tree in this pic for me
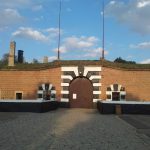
[114,57,136,64]
[0,53,9,65]
[32,58,39,64]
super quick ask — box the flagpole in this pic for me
[102,0,105,59]
[57,0,62,60]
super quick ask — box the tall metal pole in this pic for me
[102,0,105,59]
[57,0,62,60]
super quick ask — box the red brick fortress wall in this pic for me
[0,68,61,100]
[0,66,150,101]
[101,67,150,101]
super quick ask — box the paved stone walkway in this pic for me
[119,115,150,138]
[0,109,149,150]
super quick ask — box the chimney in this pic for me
[8,41,16,66]
[43,56,48,63]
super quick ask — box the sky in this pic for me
[0,0,150,64]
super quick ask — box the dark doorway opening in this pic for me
[112,92,120,101]
[16,93,23,100]
[69,77,93,108]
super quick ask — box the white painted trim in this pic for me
[61,90,69,94]
[106,91,112,95]
[0,99,56,103]
[89,75,101,80]
[93,83,102,87]
[49,84,52,90]
[37,91,43,94]
[110,85,114,91]
[106,99,112,101]
[61,83,69,86]
[42,84,45,90]
[93,99,98,102]
[106,88,126,101]
[118,85,122,91]
[84,67,101,76]
[61,98,69,102]
[101,101,150,104]
[93,91,101,94]
[106,91,126,95]
[93,99,102,102]
[51,90,56,94]
[120,91,126,95]
[61,67,79,76]
[61,75,73,80]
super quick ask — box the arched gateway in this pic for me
[61,66,102,108]
[69,77,93,108]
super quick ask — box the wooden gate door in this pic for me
[69,77,93,108]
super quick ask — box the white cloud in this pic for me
[83,48,108,58]
[140,58,150,64]
[106,0,150,35]
[44,28,63,37]
[137,0,150,8]
[52,35,108,59]
[0,0,31,9]
[34,16,44,21]
[53,46,67,54]
[12,27,61,42]
[130,42,150,49]
[12,27,48,42]
[0,9,23,26]
[63,36,98,50]
[32,5,43,11]
[48,56,57,62]
[109,1,116,5]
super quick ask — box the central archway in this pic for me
[69,77,93,108]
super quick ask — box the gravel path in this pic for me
[0,109,149,150]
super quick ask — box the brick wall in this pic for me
[0,68,61,100]
[0,66,150,101]
[101,67,150,101]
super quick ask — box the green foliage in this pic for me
[0,53,9,65]
[114,57,136,64]
[0,59,150,70]
[32,58,39,64]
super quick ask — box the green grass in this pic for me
[0,60,150,71]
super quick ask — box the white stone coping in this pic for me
[93,91,101,94]
[61,91,69,94]
[61,98,69,102]
[98,100,150,105]
[0,100,56,103]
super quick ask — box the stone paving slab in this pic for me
[0,109,149,150]
[119,115,150,138]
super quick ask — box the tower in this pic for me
[18,50,24,63]
[8,41,16,66]
[43,56,48,63]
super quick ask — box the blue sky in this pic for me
[0,0,150,63]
